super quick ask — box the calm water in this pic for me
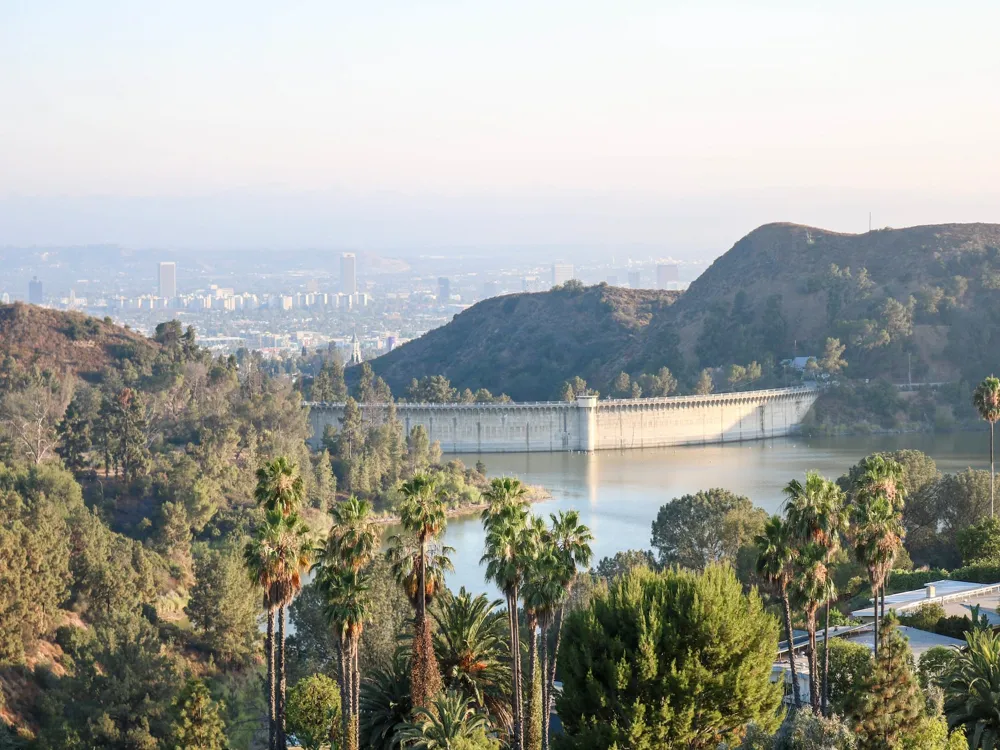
[442,432,990,597]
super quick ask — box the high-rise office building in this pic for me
[28,277,43,304]
[552,263,575,286]
[341,253,357,295]
[438,277,451,302]
[158,262,177,299]
[628,270,642,289]
[656,263,680,288]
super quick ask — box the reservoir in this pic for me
[441,432,990,596]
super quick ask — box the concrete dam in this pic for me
[308,386,820,454]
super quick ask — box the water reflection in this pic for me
[442,432,989,597]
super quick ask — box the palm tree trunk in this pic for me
[277,605,287,750]
[508,591,523,750]
[991,421,995,517]
[267,608,276,750]
[872,583,880,661]
[338,631,350,748]
[822,601,831,716]
[808,611,820,713]
[353,634,361,750]
[547,603,565,712]
[781,589,802,709]
[541,620,551,750]
[526,615,541,750]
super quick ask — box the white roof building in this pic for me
[851,579,1000,624]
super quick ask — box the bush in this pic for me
[286,674,342,750]
[898,602,946,632]
[826,638,873,715]
[956,516,1000,565]
[918,646,960,690]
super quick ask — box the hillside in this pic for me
[371,223,1000,399]
[0,302,159,382]
[369,284,680,399]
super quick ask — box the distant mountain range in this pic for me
[370,223,1000,399]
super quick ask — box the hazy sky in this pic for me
[3,1,999,251]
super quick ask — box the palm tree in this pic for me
[360,652,412,750]
[755,515,802,709]
[432,587,512,733]
[849,454,906,629]
[851,494,903,660]
[387,534,456,611]
[544,509,592,734]
[245,509,313,750]
[794,541,829,713]
[522,537,566,750]
[482,489,536,750]
[244,521,282,750]
[820,576,838,718]
[255,456,306,515]
[397,474,449,708]
[520,515,547,750]
[319,566,370,750]
[253,456,309,750]
[974,376,1000,517]
[321,495,382,571]
[394,690,490,749]
[783,472,845,714]
[315,494,382,749]
[944,627,1000,747]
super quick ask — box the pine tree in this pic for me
[853,617,923,749]
[312,450,337,512]
[170,679,228,750]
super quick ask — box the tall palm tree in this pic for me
[944,627,1000,747]
[794,541,829,714]
[974,376,1000,518]
[784,471,845,714]
[432,587,513,733]
[245,509,313,750]
[755,515,803,710]
[544,509,592,729]
[397,474,449,708]
[520,515,547,750]
[850,455,906,627]
[244,521,282,750]
[315,496,381,750]
[851,494,903,661]
[253,456,309,750]
[320,566,370,750]
[522,537,566,750]
[482,490,536,750]
[255,456,306,515]
[394,690,491,750]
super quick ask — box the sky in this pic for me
[2,0,999,253]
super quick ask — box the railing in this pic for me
[305,385,818,410]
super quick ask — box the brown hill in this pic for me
[371,223,1000,399]
[0,302,159,382]
[369,284,679,400]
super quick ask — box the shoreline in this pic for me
[373,484,552,526]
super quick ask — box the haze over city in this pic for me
[4,1,1000,252]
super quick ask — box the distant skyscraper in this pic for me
[438,277,451,302]
[628,270,642,289]
[552,263,575,286]
[656,263,679,288]
[482,281,500,299]
[159,262,177,299]
[28,276,43,304]
[341,253,357,295]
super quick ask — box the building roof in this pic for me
[851,580,1000,620]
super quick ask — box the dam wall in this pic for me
[307,386,819,454]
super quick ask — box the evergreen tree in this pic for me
[852,617,923,749]
[169,679,227,750]
[186,546,260,667]
[694,369,714,395]
[286,674,342,750]
[557,565,783,750]
[56,386,97,472]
